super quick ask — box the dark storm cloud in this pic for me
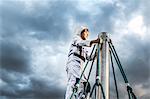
[1,0,76,41]
[0,40,31,73]
[119,35,150,85]
[117,0,150,26]
[141,95,150,99]
[28,77,65,99]
[110,34,150,98]
[141,0,150,26]
[0,68,33,98]
[0,70,65,99]
[1,0,27,37]
[0,0,122,41]
[0,0,75,98]
[0,0,150,99]
[73,2,120,34]
[91,3,119,33]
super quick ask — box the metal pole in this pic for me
[96,43,101,99]
[99,32,110,99]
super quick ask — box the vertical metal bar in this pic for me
[96,43,101,99]
[100,32,110,99]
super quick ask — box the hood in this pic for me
[75,26,88,36]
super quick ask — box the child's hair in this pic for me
[81,29,89,35]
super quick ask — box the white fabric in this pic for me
[65,35,91,99]
[66,35,90,66]
[65,64,85,99]
[76,26,88,36]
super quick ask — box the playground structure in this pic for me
[70,32,137,99]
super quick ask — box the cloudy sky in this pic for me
[0,0,150,99]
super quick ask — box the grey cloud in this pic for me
[121,35,150,84]
[103,31,150,98]
[1,0,123,41]
[29,77,65,99]
[0,0,76,41]
[0,69,31,98]
[118,0,150,26]
[0,69,65,99]
[143,79,150,89]
[141,0,150,26]
[110,34,150,98]
[91,3,119,33]
[0,0,150,99]
[72,2,120,34]
[120,0,141,15]
[141,95,150,99]
[0,40,31,73]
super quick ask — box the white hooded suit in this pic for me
[65,26,92,99]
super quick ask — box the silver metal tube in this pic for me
[99,32,110,99]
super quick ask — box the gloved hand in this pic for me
[73,84,79,93]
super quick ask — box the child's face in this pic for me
[81,29,89,40]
